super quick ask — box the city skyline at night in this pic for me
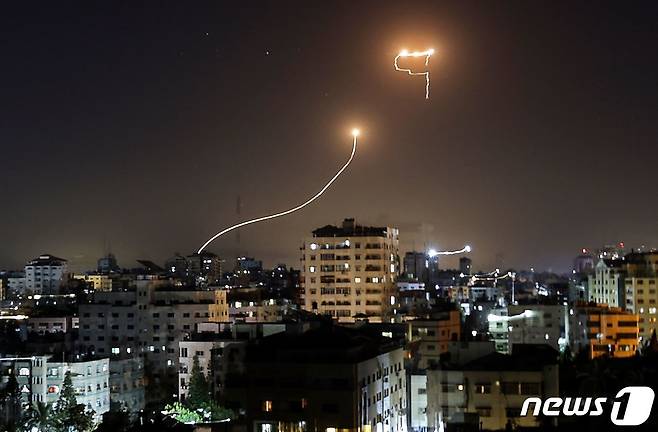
[2,1,658,272]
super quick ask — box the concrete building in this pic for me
[77,279,229,405]
[403,252,427,282]
[186,252,223,286]
[569,303,639,359]
[409,373,428,432]
[459,257,472,276]
[24,254,68,295]
[487,304,567,354]
[426,348,559,431]
[6,272,26,296]
[573,249,595,274]
[178,333,246,402]
[224,324,407,432]
[408,310,461,369]
[73,273,112,291]
[588,259,625,308]
[229,298,296,323]
[109,356,145,416]
[27,316,79,334]
[0,355,110,422]
[301,218,400,322]
[623,251,658,341]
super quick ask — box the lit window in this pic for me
[263,400,273,412]
[111,347,120,354]
[310,243,318,250]
[309,266,316,273]
[354,277,361,283]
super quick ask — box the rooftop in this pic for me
[312,218,392,238]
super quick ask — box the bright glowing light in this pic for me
[351,128,360,137]
[487,310,535,323]
[394,48,434,99]
[427,245,471,258]
[198,131,359,253]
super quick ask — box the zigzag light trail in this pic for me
[394,48,434,99]
[197,129,360,254]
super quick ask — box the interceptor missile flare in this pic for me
[394,48,434,99]
[197,129,360,254]
[427,245,472,258]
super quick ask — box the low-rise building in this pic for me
[488,304,566,354]
[408,310,461,369]
[569,303,639,359]
[224,324,407,432]
[73,273,112,291]
[0,355,109,422]
[426,347,559,431]
[27,315,79,334]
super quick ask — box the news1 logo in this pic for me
[521,386,655,426]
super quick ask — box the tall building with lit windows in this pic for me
[588,258,625,307]
[623,251,658,341]
[24,254,68,295]
[300,218,400,322]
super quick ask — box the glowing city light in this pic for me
[198,130,360,253]
[427,245,471,258]
[394,48,434,99]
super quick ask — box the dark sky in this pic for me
[2,1,657,273]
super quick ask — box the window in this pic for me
[475,383,491,394]
[262,400,273,412]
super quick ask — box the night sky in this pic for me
[2,1,658,273]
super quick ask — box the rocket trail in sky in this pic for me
[394,48,434,99]
[428,245,471,257]
[197,129,360,254]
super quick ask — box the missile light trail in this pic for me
[394,48,434,99]
[428,245,471,257]
[197,129,360,254]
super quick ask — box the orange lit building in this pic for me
[569,303,639,359]
[408,309,461,369]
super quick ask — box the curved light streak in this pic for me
[428,245,471,258]
[198,130,360,254]
[394,48,434,99]
[469,270,515,284]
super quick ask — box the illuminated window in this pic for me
[354,277,361,283]
[310,243,318,250]
[111,347,120,354]
[262,400,273,412]
[309,266,316,273]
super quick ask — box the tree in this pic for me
[1,371,22,430]
[186,356,210,408]
[23,402,56,432]
[53,371,95,432]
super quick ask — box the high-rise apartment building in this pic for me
[301,218,399,322]
[588,258,625,307]
[623,251,658,341]
[24,254,68,295]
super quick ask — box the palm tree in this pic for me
[23,401,56,432]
